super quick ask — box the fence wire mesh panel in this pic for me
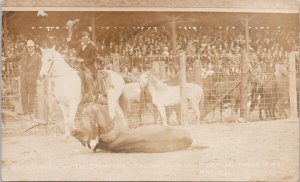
[1,25,299,135]
[1,59,50,120]
[2,61,20,113]
[1,52,298,132]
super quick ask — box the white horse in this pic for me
[139,73,204,126]
[39,48,127,138]
[120,82,161,125]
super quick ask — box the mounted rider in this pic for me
[66,20,110,104]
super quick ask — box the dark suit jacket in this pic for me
[14,51,42,85]
[77,42,98,66]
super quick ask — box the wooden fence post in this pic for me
[194,55,202,83]
[240,47,249,120]
[288,52,298,120]
[91,14,96,43]
[179,52,188,125]
[15,77,22,113]
[239,17,250,121]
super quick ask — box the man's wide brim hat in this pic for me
[66,19,80,31]
[26,40,35,47]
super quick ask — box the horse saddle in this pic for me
[77,66,114,103]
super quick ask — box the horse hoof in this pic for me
[63,134,71,141]
[93,147,97,152]
[161,123,167,127]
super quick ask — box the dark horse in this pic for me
[71,104,192,153]
[250,78,290,120]
[202,70,240,121]
[250,80,277,120]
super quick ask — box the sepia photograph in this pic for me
[1,0,299,181]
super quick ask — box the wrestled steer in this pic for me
[71,104,193,153]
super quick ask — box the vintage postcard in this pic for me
[1,0,299,181]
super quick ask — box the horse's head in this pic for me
[139,72,150,89]
[70,128,91,149]
[40,47,56,78]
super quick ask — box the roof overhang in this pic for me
[2,7,299,13]
[2,0,299,13]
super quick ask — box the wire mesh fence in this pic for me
[1,52,298,133]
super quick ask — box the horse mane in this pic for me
[51,49,73,67]
[43,48,64,62]
[148,75,168,91]
[52,49,65,62]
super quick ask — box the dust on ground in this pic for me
[1,115,299,181]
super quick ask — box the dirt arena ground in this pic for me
[1,115,299,181]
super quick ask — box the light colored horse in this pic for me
[119,82,160,125]
[39,48,127,138]
[139,73,204,126]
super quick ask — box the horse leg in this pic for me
[265,107,270,120]
[156,105,167,126]
[152,104,160,125]
[220,104,224,123]
[268,107,275,120]
[166,106,172,125]
[270,106,276,120]
[68,100,81,131]
[115,102,129,129]
[191,100,200,123]
[175,106,181,125]
[107,89,117,118]
[230,99,238,121]
[271,99,278,120]
[107,89,126,124]
[266,99,275,120]
[58,102,71,139]
[259,105,263,121]
[137,102,144,126]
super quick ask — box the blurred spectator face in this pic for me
[27,46,35,55]
[82,35,90,46]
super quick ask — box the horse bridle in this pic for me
[45,51,74,78]
[46,53,55,75]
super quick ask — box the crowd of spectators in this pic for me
[3,25,299,82]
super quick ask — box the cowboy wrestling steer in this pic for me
[71,104,193,153]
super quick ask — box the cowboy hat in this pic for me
[26,40,35,47]
[66,19,80,31]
